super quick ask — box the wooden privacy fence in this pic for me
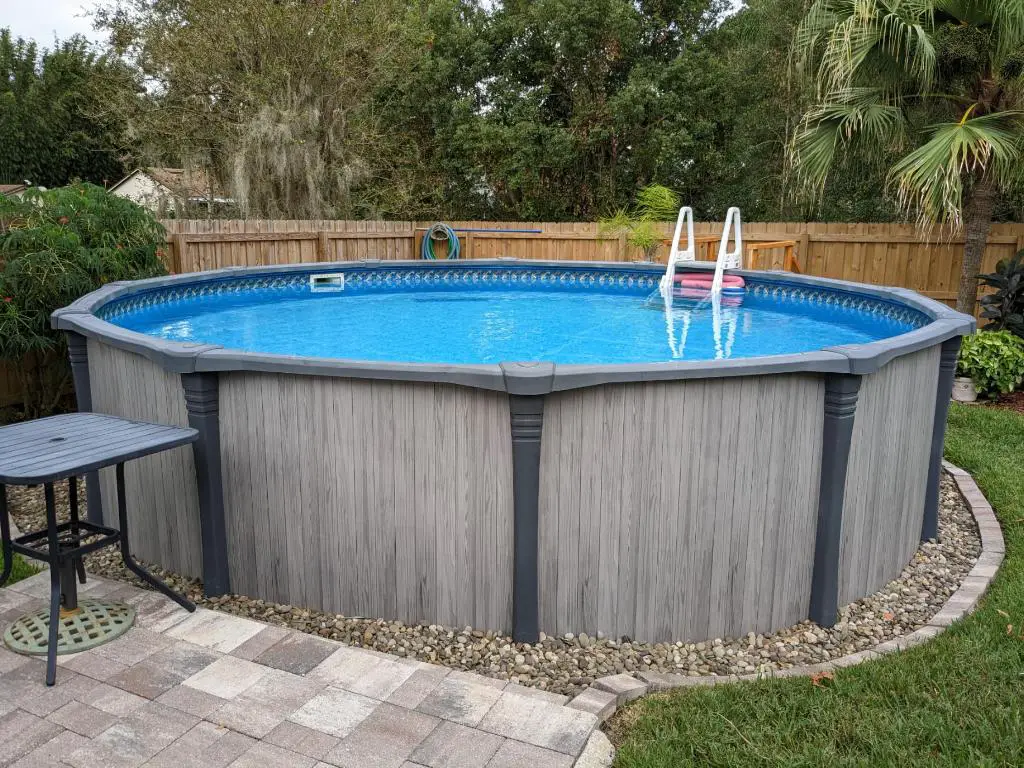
[161,219,1024,308]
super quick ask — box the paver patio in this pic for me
[0,572,606,767]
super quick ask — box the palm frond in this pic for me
[792,87,907,196]
[634,185,680,222]
[990,0,1024,64]
[889,111,1024,228]
[795,0,937,98]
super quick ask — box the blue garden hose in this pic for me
[421,222,461,260]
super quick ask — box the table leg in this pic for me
[68,477,86,585]
[0,485,11,586]
[44,483,61,686]
[115,463,195,612]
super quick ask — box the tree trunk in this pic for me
[957,174,998,315]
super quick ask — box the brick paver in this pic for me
[0,575,602,767]
[254,632,338,675]
[415,675,505,727]
[409,721,504,768]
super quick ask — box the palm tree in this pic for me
[789,1,1024,314]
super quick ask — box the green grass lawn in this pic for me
[1,553,38,585]
[609,404,1024,767]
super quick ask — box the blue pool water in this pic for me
[105,275,925,365]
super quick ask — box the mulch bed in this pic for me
[985,391,1024,414]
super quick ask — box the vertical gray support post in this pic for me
[66,332,103,524]
[181,372,231,597]
[922,336,962,542]
[502,362,555,644]
[809,373,861,627]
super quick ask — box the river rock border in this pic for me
[565,461,1006,725]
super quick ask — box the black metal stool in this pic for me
[0,413,199,685]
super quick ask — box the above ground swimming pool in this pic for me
[54,260,973,645]
[99,267,925,364]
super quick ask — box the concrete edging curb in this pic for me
[566,463,1006,722]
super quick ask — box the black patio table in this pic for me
[0,413,198,685]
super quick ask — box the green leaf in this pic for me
[889,112,1024,227]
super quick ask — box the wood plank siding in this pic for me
[87,340,203,578]
[838,346,940,605]
[79,335,942,642]
[217,372,515,632]
[536,375,825,643]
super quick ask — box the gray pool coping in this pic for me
[566,462,1004,724]
[51,259,976,391]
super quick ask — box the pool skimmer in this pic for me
[310,273,346,292]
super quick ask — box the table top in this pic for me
[0,413,198,484]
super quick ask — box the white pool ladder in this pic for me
[660,206,743,359]
[660,206,744,300]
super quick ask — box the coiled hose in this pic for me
[421,222,461,260]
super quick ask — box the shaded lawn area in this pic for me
[1,552,38,585]
[608,404,1024,767]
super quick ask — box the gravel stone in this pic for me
[5,474,980,697]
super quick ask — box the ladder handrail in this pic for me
[711,207,743,297]
[660,207,695,298]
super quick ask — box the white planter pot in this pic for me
[952,376,978,403]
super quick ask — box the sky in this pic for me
[4,0,104,47]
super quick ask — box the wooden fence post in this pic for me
[464,232,474,260]
[317,231,330,262]
[171,233,187,274]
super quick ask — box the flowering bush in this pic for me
[0,184,167,417]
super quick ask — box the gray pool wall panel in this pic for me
[56,260,976,642]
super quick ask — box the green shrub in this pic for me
[957,331,1024,397]
[599,184,680,262]
[0,184,167,418]
[979,251,1024,338]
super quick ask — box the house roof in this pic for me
[0,184,28,196]
[110,168,230,202]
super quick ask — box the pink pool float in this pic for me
[673,271,746,296]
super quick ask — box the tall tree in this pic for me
[470,0,727,220]
[790,1,1024,314]
[97,0,427,219]
[0,30,136,188]
[366,0,493,219]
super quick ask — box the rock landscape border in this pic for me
[565,461,1006,733]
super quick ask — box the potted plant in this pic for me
[955,331,1024,402]
[952,368,978,403]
